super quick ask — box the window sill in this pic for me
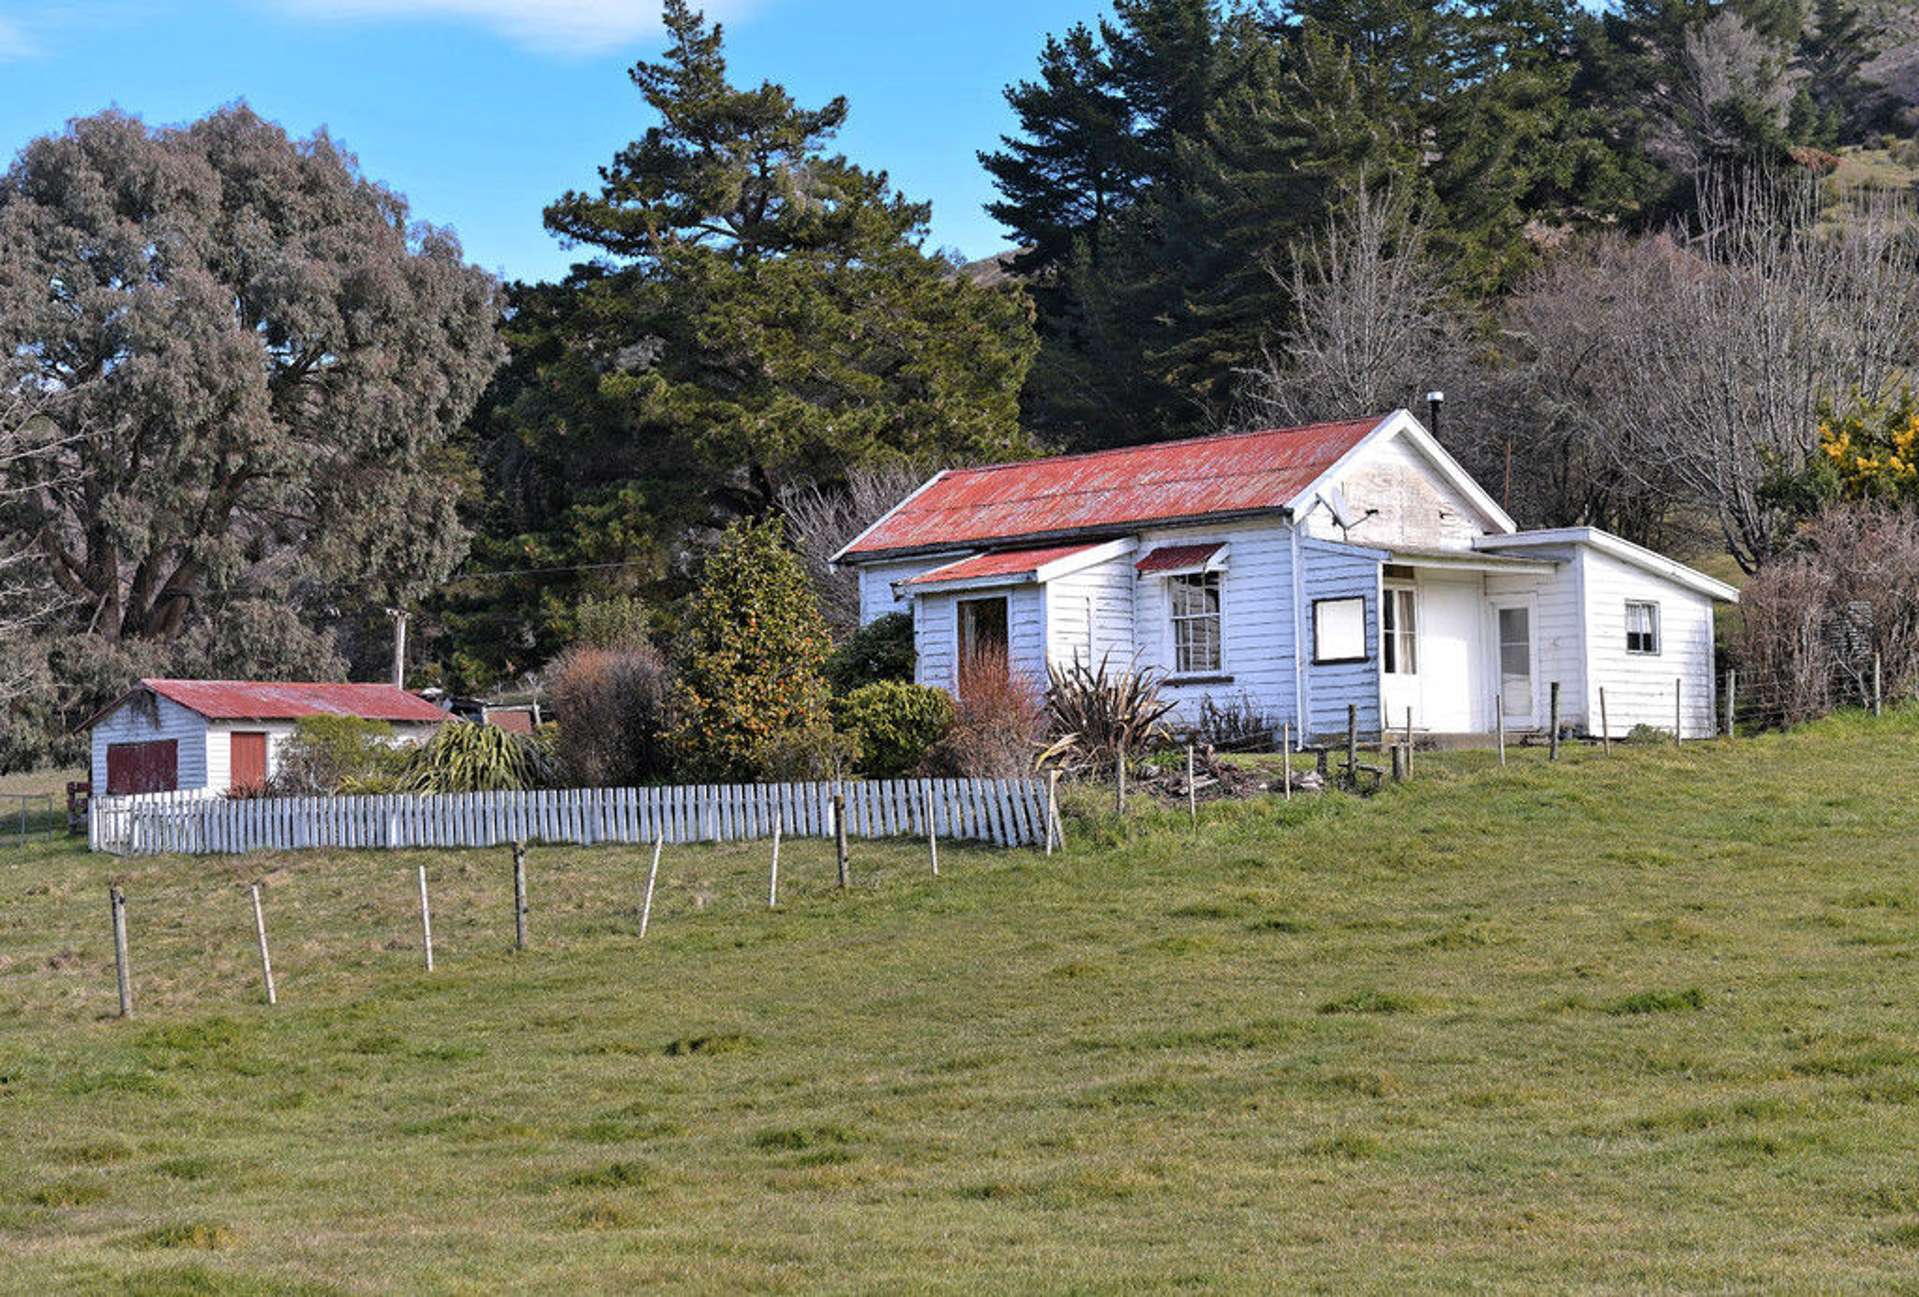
[1312,657,1372,667]
[1166,674,1233,686]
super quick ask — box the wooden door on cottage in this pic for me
[230,732,269,793]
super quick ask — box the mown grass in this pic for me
[3,710,1919,1293]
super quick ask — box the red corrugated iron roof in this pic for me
[1135,542,1225,574]
[904,543,1101,587]
[134,679,449,724]
[843,417,1385,559]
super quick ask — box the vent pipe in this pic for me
[1425,390,1445,437]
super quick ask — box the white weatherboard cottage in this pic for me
[833,411,1738,741]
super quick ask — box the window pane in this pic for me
[1315,597,1366,661]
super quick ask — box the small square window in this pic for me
[1313,597,1368,664]
[1626,600,1660,655]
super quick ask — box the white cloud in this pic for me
[270,0,758,55]
[0,15,40,60]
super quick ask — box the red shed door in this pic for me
[106,740,179,796]
[230,732,269,793]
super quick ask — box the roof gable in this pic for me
[837,417,1387,561]
[1284,410,1516,536]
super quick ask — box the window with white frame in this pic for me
[1170,571,1222,674]
[1382,587,1417,675]
[1625,600,1660,655]
[1313,596,1368,664]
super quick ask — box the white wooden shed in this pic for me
[85,679,448,797]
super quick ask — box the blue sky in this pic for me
[0,0,1103,283]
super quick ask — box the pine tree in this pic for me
[456,0,1037,686]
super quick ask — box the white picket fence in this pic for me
[89,779,1054,857]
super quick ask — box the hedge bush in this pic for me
[837,681,955,777]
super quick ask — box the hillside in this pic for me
[4,712,1919,1292]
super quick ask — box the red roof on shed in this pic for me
[841,417,1384,559]
[904,543,1101,587]
[131,680,448,725]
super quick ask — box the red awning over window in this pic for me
[1135,542,1225,575]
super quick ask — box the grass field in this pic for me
[4,712,1919,1293]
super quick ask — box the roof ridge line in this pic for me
[946,415,1390,478]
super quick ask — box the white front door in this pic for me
[1381,584,1420,728]
[1493,602,1536,726]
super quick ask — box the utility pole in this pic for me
[386,608,408,689]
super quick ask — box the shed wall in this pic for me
[91,695,208,793]
[1580,549,1718,738]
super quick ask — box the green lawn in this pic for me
[4,715,1919,1293]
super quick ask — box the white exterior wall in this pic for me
[857,558,949,625]
[1045,552,1138,674]
[1302,431,1498,550]
[1129,518,1300,730]
[90,695,209,793]
[1483,548,1586,731]
[1301,540,1384,738]
[1580,548,1718,738]
[912,583,1047,694]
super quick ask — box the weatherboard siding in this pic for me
[913,582,1047,695]
[1301,429,1491,550]
[1484,548,1585,731]
[1044,551,1137,678]
[1301,540,1383,739]
[1580,548,1718,738]
[858,558,948,624]
[1130,518,1300,730]
[91,695,208,793]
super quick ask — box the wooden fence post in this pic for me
[833,794,849,889]
[1186,746,1197,834]
[110,885,131,1019]
[1390,745,1407,783]
[1345,704,1358,790]
[250,884,276,1006]
[416,865,434,972]
[1674,677,1683,749]
[640,834,663,937]
[1045,770,1060,854]
[1494,695,1506,766]
[925,785,939,876]
[512,841,528,951]
[1281,721,1292,801]
[1599,687,1612,756]
[769,809,782,908]
[1548,683,1561,761]
[1404,707,1414,777]
[1725,670,1737,738]
[1116,743,1127,815]
[1873,652,1883,717]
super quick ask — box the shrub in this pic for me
[667,518,835,781]
[926,650,1046,778]
[1738,503,1919,725]
[547,644,671,786]
[824,613,916,693]
[1043,652,1176,776]
[398,720,557,793]
[272,715,406,794]
[1194,693,1279,751]
[755,717,861,781]
[836,681,955,776]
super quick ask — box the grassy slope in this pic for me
[4,715,1919,1294]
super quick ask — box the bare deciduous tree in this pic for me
[1233,184,1459,430]
[1649,12,1800,175]
[1612,174,1919,571]
[780,460,940,638]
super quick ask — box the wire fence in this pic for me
[0,794,61,847]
